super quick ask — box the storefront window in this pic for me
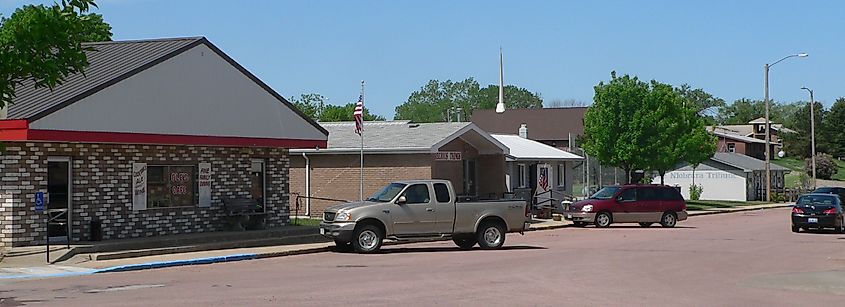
[147,165,197,208]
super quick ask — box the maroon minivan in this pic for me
[564,185,688,228]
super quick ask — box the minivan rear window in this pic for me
[659,187,683,201]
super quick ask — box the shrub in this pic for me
[806,153,838,180]
[689,184,703,200]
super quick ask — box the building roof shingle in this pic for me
[712,152,790,172]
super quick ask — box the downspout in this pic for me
[302,152,311,216]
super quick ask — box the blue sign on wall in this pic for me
[35,192,45,212]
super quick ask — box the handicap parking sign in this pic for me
[35,192,45,212]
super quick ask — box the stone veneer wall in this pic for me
[0,142,290,248]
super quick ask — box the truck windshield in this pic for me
[367,183,407,202]
[589,187,621,200]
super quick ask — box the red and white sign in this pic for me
[198,162,212,208]
[434,151,462,161]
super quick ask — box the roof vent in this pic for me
[518,123,528,138]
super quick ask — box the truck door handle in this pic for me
[426,208,435,212]
[382,210,390,214]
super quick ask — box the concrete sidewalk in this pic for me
[0,203,791,280]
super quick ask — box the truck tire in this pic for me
[453,237,477,250]
[476,222,506,249]
[351,224,383,253]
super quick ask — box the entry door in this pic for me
[391,184,436,236]
[47,157,71,239]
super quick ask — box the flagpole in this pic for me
[359,80,365,201]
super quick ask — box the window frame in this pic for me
[433,183,451,203]
[556,163,566,187]
[146,164,199,209]
[517,163,527,188]
[402,184,432,204]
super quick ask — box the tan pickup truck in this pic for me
[319,180,531,253]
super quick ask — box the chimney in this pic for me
[518,123,528,139]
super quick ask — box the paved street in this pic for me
[3,208,845,307]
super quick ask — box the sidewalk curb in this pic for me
[687,204,791,217]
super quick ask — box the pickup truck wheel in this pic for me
[453,237,477,250]
[660,212,678,228]
[594,212,612,228]
[352,224,383,253]
[476,222,506,249]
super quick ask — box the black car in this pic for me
[812,187,845,201]
[791,193,844,233]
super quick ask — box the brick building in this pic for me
[289,121,509,218]
[0,37,327,248]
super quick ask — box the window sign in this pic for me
[132,163,147,211]
[198,163,212,208]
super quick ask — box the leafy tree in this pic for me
[782,101,826,158]
[393,78,542,123]
[289,93,326,119]
[675,84,725,121]
[0,0,110,110]
[715,98,796,126]
[319,102,384,122]
[806,153,838,180]
[475,84,543,110]
[644,82,717,184]
[583,72,652,183]
[825,98,845,158]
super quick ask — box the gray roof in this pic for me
[7,37,201,120]
[292,121,508,154]
[711,152,790,172]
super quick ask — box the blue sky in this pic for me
[3,0,843,119]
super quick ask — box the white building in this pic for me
[654,153,790,201]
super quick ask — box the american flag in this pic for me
[538,168,549,191]
[354,94,364,135]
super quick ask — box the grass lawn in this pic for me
[773,156,845,187]
[685,200,771,211]
[289,218,321,227]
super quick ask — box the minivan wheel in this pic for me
[594,212,612,228]
[791,225,800,233]
[573,221,587,227]
[660,212,677,228]
[351,224,383,253]
[639,222,653,228]
[476,222,506,249]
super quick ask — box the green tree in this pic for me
[319,103,384,122]
[0,0,110,110]
[393,78,543,123]
[583,72,652,183]
[825,98,845,158]
[715,98,796,125]
[289,93,326,119]
[475,84,543,109]
[782,101,826,158]
[675,84,725,121]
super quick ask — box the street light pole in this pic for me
[801,87,816,189]
[764,53,808,201]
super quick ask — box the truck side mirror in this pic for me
[396,196,407,205]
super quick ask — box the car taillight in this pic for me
[792,207,805,214]
[823,208,838,215]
